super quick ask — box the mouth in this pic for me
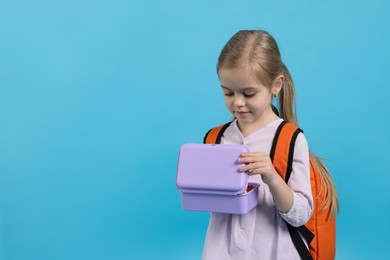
[235,111,250,115]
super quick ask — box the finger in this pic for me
[238,155,267,164]
[247,164,264,175]
[239,162,263,172]
[240,152,267,157]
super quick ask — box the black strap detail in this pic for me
[285,128,303,183]
[269,121,287,162]
[287,224,313,260]
[215,122,232,144]
[203,121,233,144]
[203,129,213,144]
[284,127,313,259]
[298,225,315,244]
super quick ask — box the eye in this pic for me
[244,92,256,98]
[224,92,234,97]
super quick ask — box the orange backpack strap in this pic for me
[271,121,314,260]
[270,121,301,182]
[203,122,233,144]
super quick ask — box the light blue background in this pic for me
[1,0,389,259]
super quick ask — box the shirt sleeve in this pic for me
[278,133,313,227]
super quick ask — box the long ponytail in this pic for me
[310,153,340,218]
[279,63,298,127]
[279,63,339,218]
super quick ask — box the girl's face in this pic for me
[219,67,280,129]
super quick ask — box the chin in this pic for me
[236,118,253,124]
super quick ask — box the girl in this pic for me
[202,30,339,259]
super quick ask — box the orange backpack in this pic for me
[204,121,336,260]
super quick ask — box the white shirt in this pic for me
[202,119,313,260]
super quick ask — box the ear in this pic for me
[272,75,284,95]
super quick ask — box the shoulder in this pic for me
[281,122,308,148]
[293,132,309,163]
[295,132,309,151]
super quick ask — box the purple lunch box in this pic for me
[176,143,259,214]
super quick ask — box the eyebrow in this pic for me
[221,85,258,91]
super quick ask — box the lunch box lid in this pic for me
[176,143,250,195]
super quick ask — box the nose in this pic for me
[233,95,245,107]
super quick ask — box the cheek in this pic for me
[223,97,232,106]
[250,95,272,110]
[223,98,230,110]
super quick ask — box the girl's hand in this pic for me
[238,152,279,185]
[238,152,294,213]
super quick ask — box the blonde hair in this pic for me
[217,30,339,217]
